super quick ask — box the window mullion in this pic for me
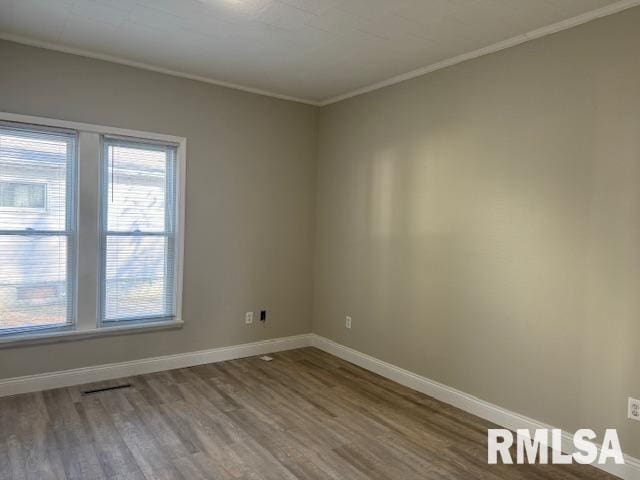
[75,132,101,331]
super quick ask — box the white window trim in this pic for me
[0,112,186,347]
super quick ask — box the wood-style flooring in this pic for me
[0,347,617,479]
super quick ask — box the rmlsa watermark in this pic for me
[488,429,624,465]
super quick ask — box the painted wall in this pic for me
[313,7,640,458]
[0,40,317,378]
[2,4,640,460]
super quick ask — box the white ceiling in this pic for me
[0,0,633,104]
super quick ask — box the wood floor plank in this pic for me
[110,409,184,480]
[42,388,106,480]
[74,397,144,479]
[0,347,619,480]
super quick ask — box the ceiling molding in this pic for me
[319,0,640,106]
[0,32,321,107]
[1,0,639,108]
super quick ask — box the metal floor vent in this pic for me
[81,383,132,396]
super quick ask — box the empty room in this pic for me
[0,0,639,478]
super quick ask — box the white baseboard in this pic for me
[0,333,313,398]
[310,334,640,480]
[2,331,637,479]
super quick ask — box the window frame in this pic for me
[99,135,179,326]
[0,112,186,347]
[0,121,77,336]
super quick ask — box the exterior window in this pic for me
[0,114,184,343]
[0,182,47,209]
[100,137,178,324]
[0,123,75,334]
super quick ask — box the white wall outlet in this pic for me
[345,316,352,329]
[629,397,640,421]
[245,312,254,324]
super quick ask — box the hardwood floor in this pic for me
[0,347,616,479]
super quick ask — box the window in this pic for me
[0,113,184,343]
[0,182,47,209]
[0,123,75,334]
[101,138,177,323]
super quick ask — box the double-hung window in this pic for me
[0,123,76,335]
[0,113,184,344]
[101,138,177,324]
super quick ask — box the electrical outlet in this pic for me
[629,397,640,421]
[245,312,253,324]
[345,316,352,329]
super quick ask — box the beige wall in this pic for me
[314,7,640,458]
[2,5,640,459]
[0,40,317,378]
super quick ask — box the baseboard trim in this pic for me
[310,334,640,480]
[0,333,313,398]
[2,332,638,478]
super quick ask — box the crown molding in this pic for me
[0,33,321,107]
[319,0,640,106]
[2,0,639,108]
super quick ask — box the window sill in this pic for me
[0,319,183,349]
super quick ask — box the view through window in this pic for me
[101,138,177,323]
[0,124,75,333]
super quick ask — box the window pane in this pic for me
[104,235,172,321]
[0,123,75,336]
[102,137,176,325]
[0,235,70,332]
[0,128,71,231]
[105,143,169,232]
